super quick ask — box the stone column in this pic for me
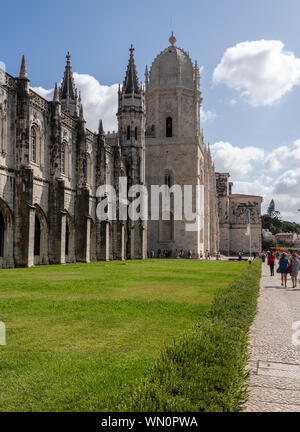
[121,223,125,260]
[86,217,91,263]
[130,225,135,259]
[142,223,147,259]
[60,212,66,264]
[105,221,110,261]
[27,205,35,268]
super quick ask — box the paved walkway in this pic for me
[244,262,300,412]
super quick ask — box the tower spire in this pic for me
[98,119,104,135]
[59,52,79,117]
[53,82,59,102]
[19,55,28,79]
[122,44,140,95]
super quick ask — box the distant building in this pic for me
[275,233,298,243]
[216,174,263,256]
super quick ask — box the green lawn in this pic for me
[0,259,247,412]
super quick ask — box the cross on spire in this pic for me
[66,51,71,66]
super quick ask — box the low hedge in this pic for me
[122,259,261,412]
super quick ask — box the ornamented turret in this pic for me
[117,45,146,259]
[19,55,28,79]
[122,44,141,95]
[144,65,149,91]
[98,119,104,136]
[194,60,200,90]
[59,52,80,117]
[53,82,59,102]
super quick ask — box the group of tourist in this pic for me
[266,251,300,289]
[148,249,221,260]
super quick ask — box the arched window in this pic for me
[127,126,130,140]
[86,154,91,185]
[61,143,65,174]
[0,211,4,257]
[164,174,171,188]
[34,215,41,256]
[166,117,173,138]
[65,221,69,256]
[31,126,37,163]
[135,127,138,140]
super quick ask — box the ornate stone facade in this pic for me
[145,34,262,257]
[0,36,262,268]
[0,50,146,268]
[216,173,262,255]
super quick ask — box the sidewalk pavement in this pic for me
[244,262,300,412]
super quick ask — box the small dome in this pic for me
[149,39,195,90]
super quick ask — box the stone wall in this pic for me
[216,173,262,256]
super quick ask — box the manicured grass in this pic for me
[0,259,247,411]
[125,259,261,412]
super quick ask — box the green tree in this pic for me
[262,237,276,251]
[269,223,277,235]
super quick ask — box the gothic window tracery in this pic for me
[30,125,39,164]
[61,143,65,174]
[61,141,69,175]
[86,153,92,185]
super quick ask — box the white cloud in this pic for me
[264,139,300,173]
[32,86,54,100]
[274,169,300,196]
[211,141,264,178]
[200,107,216,123]
[32,73,119,132]
[0,61,6,85]
[213,40,300,106]
[73,73,118,132]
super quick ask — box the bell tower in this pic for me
[117,45,147,259]
[145,33,205,257]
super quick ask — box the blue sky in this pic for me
[2,0,300,221]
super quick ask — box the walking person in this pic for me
[290,253,300,288]
[279,253,289,288]
[267,251,276,276]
